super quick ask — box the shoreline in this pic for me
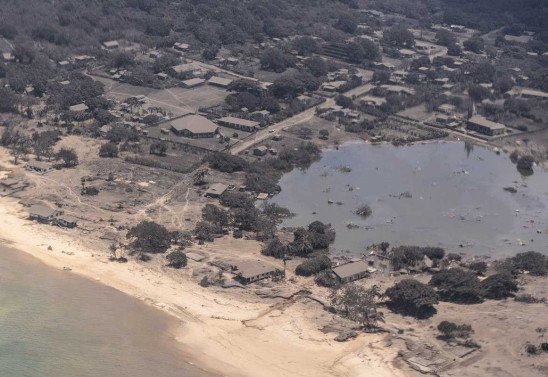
[0,195,406,377]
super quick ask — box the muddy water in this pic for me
[271,142,548,257]
[0,246,214,377]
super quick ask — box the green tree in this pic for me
[127,221,171,254]
[385,279,438,318]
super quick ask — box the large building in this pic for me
[217,117,260,132]
[332,260,369,283]
[170,115,219,138]
[466,116,506,136]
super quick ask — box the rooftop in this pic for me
[235,261,278,279]
[29,204,58,218]
[170,114,218,134]
[208,76,233,86]
[468,116,505,130]
[218,117,260,128]
[69,103,89,112]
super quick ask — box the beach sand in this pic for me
[0,162,406,377]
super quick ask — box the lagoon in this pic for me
[271,142,548,257]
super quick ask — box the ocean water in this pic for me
[0,246,213,377]
[271,141,548,257]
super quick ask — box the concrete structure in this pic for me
[28,205,60,223]
[466,116,506,136]
[217,117,260,132]
[25,161,53,174]
[332,261,369,283]
[204,183,228,198]
[182,78,206,88]
[208,76,233,88]
[170,115,218,138]
[234,261,280,285]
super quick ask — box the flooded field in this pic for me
[271,141,548,257]
[0,246,213,377]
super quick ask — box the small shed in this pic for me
[332,261,369,283]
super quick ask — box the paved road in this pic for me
[230,82,375,155]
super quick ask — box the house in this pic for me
[332,260,369,283]
[519,88,548,100]
[54,215,78,228]
[156,73,168,81]
[208,76,233,88]
[172,62,206,76]
[217,117,260,132]
[253,146,268,156]
[204,183,228,198]
[174,42,190,52]
[380,85,416,96]
[233,261,281,285]
[390,70,407,84]
[504,35,532,44]
[437,104,456,115]
[69,103,89,112]
[466,116,506,136]
[25,161,53,174]
[256,193,269,200]
[170,114,219,138]
[103,40,119,50]
[28,205,60,223]
[0,178,27,195]
[360,96,387,108]
[399,49,417,59]
[321,81,346,92]
[2,52,15,62]
[182,78,205,88]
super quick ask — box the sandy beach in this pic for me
[0,159,406,377]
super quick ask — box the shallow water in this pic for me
[0,246,213,377]
[271,142,548,257]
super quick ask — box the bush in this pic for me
[390,246,425,270]
[261,237,287,259]
[355,205,372,218]
[150,141,168,156]
[166,250,187,269]
[194,221,222,242]
[511,251,547,276]
[99,142,119,158]
[206,153,248,173]
[438,321,473,339]
[429,269,483,304]
[385,279,438,318]
[446,253,462,262]
[315,270,338,287]
[514,294,546,304]
[480,273,518,299]
[295,254,331,276]
[468,261,488,275]
[56,147,78,167]
[219,191,254,209]
[421,247,445,261]
[516,155,534,173]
